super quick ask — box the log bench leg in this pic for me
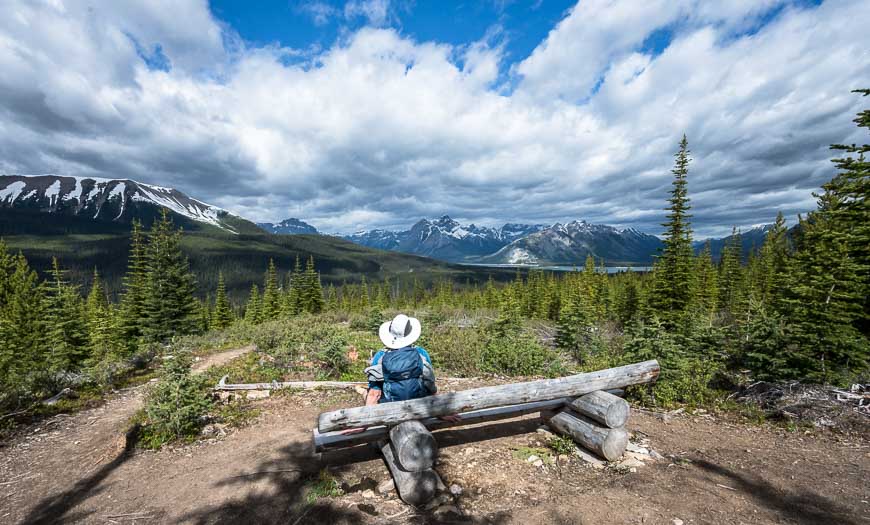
[546,409,628,461]
[379,439,441,506]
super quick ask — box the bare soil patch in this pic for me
[1,372,868,524]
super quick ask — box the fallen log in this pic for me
[317,360,659,433]
[215,375,367,391]
[547,409,628,461]
[570,390,630,428]
[389,421,437,472]
[379,439,440,505]
[313,397,573,452]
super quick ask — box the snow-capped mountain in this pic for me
[345,215,549,262]
[257,218,319,235]
[480,220,664,265]
[0,174,258,234]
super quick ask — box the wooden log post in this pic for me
[379,439,441,506]
[317,360,659,433]
[389,421,437,472]
[547,410,628,461]
[569,390,630,428]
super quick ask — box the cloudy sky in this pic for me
[1,0,868,237]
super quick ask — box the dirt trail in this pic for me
[1,366,868,524]
[191,345,255,375]
[0,345,256,525]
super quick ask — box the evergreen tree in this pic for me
[718,227,746,318]
[85,268,115,361]
[652,135,695,326]
[118,220,148,349]
[827,89,869,335]
[0,249,47,402]
[555,286,593,363]
[755,212,790,308]
[44,258,88,372]
[694,242,719,321]
[142,210,199,342]
[301,256,324,313]
[262,259,282,319]
[211,272,234,329]
[282,257,302,316]
[245,284,262,324]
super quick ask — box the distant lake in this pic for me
[461,263,652,273]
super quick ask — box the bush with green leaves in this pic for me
[479,332,563,377]
[138,355,212,449]
[315,335,351,379]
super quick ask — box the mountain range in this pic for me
[1,174,773,273]
[0,174,260,234]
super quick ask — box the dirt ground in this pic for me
[1,352,868,525]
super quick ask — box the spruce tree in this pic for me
[827,89,869,335]
[283,256,303,316]
[245,284,262,324]
[118,220,148,350]
[142,210,199,342]
[0,250,47,401]
[718,227,746,318]
[211,272,234,329]
[302,256,325,313]
[44,258,88,372]
[85,268,115,361]
[555,286,592,363]
[262,259,282,320]
[694,242,719,321]
[652,135,695,326]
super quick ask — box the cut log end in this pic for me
[389,420,437,472]
[570,390,631,429]
[547,410,628,462]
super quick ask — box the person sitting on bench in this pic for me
[341,314,458,434]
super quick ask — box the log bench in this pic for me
[313,360,659,505]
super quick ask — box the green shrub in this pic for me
[547,435,576,455]
[315,335,351,379]
[479,333,563,377]
[305,470,344,504]
[418,325,486,376]
[138,356,212,449]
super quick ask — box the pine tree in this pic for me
[262,259,282,320]
[827,89,869,335]
[754,212,790,308]
[652,135,695,326]
[85,268,115,361]
[118,220,148,350]
[44,258,88,372]
[555,285,592,363]
[283,256,303,316]
[0,249,47,401]
[245,284,262,324]
[301,256,325,313]
[718,227,746,318]
[142,210,199,342]
[211,272,234,329]
[694,242,719,320]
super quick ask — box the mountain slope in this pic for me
[257,218,319,235]
[0,175,261,234]
[480,221,664,265]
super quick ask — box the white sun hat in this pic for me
[378,314,422,349]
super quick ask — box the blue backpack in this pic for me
[366,346,437,403]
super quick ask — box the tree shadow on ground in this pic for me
[178,420,537,525]
[692,458,860,525]
[20,424,143,525]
